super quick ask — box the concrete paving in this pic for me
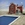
[11,15,25,25]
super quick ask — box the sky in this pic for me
[0,0,25,10]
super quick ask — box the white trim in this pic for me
[8,16,20,25]
[0,15,19,17]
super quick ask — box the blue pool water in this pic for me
[0,16,18,25]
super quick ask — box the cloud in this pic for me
[21,2,23,4]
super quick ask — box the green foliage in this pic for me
[22,13,25,15]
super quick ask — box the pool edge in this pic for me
[8,16,20,25]
[0,15,19,17]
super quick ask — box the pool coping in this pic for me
[0,15,19,17]
[8,16,20,25]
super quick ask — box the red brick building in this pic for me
[9,3,16,14]
[9,3,23,14]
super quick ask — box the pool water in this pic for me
[0,16,18,25]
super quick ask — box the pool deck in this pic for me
[11,15,25,25]
[0,15,25,25]
[0,11,25,25]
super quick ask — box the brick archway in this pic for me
[17,6,22,13]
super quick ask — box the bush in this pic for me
[22,13,25,15]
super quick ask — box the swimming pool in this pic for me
[0,15,20,25]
